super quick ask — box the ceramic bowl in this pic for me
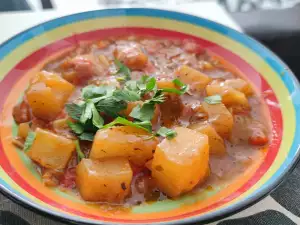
[0,8,300,225]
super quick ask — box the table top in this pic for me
[0,1,300,225]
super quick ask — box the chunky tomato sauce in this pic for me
[12,36,271,206]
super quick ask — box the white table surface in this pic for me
[0,1,241,44]
[3,1,297,225]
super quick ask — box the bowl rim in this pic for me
[0,7,300,225]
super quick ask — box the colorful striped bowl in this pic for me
[0,8,300,225]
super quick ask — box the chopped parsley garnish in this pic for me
[156,127,177,139]
[160,78,189,95]
[204,95,222,104]
[114,59,131,81]
[23,131,36,152]
[65,65,187,141]
[75,140,85,161]
[102,117,152,132]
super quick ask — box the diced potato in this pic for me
[114,45,148,70]
[157,80,178,89]
[37,71,75,103]
[202,102,233,138]
[90,126,158,166]
[76,158,132,202]
[176,65,211,92]
[18,122,31,140]
[224,79,253,96]
[26,71,74,120]
[26,83,63,121]
[152,127,209,197]
[189,121,226,155]
[145,159,153,171]
[52,118,69,131]
[27,128,75,169]
[206,81,249,109]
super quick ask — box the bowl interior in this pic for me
[0,8,299,225]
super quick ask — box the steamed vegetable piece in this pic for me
[27,128,76,169]
[90,126,159,166]
[26,71,74,120]
[152,127,209,197]
[189,121,226,155]
[206,80,249,109]
[176,65,211,91]
[224,78,253,96]
[18,122,31,140]
[76,158,132,202]
[114,44,148,70]
[202,101,233,138]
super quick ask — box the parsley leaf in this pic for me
[65,103,83,120]
[204,95,222,104]
[82,85,105,99]
[75,140,85,161]
[156,127,177,139]
[145,90,165,104]
[91,104,104,128]
[129,104,155,121]
[113,89,141,102]
[173,78,189,93]
[23,132,36,152]
[160,78,188,95]
[96,97,127,117]
[102,117,152,132]
[115,59,131,81]
[78,132,95,141]
[146,77,157,92]
[67,121,84,134]
[80,101,93,124]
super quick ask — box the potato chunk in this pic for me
[202,102,233,138]
[76,158,132,202]
[152,127,209,197]
[90,126,158,166]
[206,80,249,109]
[189,122,226,155]
[114,44,148,70]
[26,71,74,120]
[27,128,75,169]
[176,65,211,92]
[224,79,253,96]
[18,122,31,140]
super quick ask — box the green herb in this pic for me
[67,121,84,134]
[82,85,115,100]
[80,101,93,124]
[65,103,83,120]
[113,89,141,102]
[160,78,188,95]
[75,140,85,161]
[91,104,104,128]
[146,77,157,92]
[102,117,152,132]
[129,104,155,121]
[23,132,36,152]
[156,127,177,139]
[78,132,95,141]
[204,95,222,104]
[96,97,127,117]
[145,90,165,105]
[115,59,131,81]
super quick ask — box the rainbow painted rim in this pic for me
[0,8,300,225]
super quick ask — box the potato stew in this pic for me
[12,36,270,205]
